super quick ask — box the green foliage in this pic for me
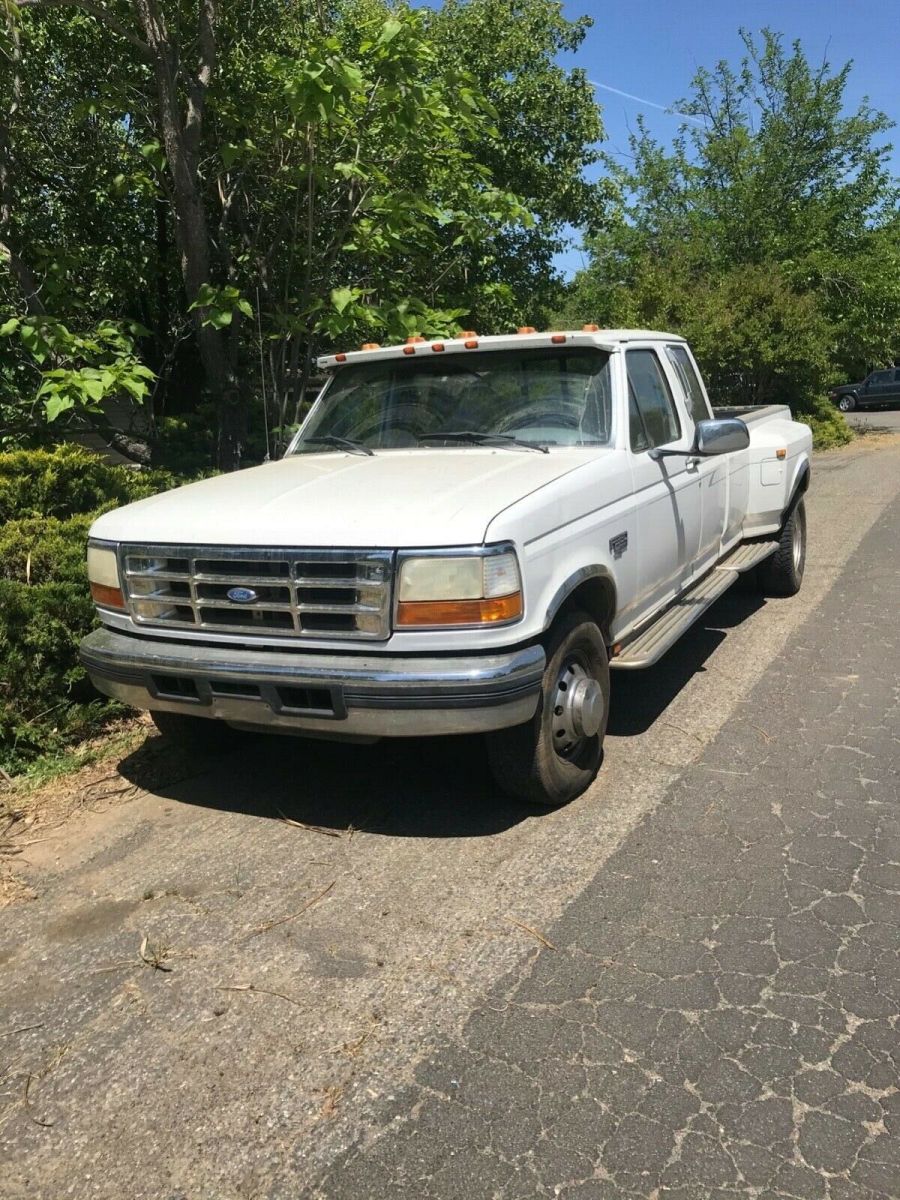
[3,0,605,460]
[0,443,177,523]
[0,446,180,774]
[562,29,897,446]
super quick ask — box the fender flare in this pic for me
[544,565,618,640]
[784,459,811,522]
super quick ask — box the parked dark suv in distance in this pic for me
[830,368,900,412]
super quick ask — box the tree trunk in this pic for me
[131,0,245,470]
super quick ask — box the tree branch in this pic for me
[15,0,154,60]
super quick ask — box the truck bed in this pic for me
[713,404,791,425]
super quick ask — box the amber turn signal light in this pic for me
[90,582,125,610]
[396,593,523,627]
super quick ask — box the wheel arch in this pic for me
[785,459,811,520]
[544,567,618,645]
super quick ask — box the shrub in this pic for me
[0,443,177,524]
[797,395,854,451]
[0,445,182,775]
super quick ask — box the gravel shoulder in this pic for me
[1,436,899,1199]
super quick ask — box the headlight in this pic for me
[87,543,125,610]
[396,547,522,627]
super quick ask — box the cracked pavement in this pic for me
[1,438,899,1200]
[312,492,900,1198]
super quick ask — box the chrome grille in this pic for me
[120,545,394,640]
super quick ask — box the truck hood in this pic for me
[91,448,603,548]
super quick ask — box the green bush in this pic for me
[0,443,178,523]
[0,445,182,775]
[797,395,854,451]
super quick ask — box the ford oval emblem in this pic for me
[227,586,259,604]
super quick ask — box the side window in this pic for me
[871,371,891,385]
[894,370,900,383]
[626,349,681,452]
[666,345,712,424]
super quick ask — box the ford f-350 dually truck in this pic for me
[80,328,812,806]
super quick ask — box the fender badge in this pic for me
[609,532,628,559]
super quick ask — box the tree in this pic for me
[3,0,607,465]
[562,29,899,440]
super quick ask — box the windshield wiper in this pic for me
[418,431,550,454]
[304,434,374,457]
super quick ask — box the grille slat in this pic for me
[121,545,393,641]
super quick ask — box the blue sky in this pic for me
[554,0,900,275]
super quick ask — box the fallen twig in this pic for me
[214,982,306,1010]
[0,1023,44,1039]
[245,879,335,940]
[23,1074,54,1127]
[274,808,341,838]
[139,935,173,972]
[507,917,557,952]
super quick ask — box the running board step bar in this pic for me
[610,541,778,670]
[611,568,739,670]
[716,540,778,573]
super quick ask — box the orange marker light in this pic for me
[403,345,416,355]
[464,339,479,349]
[517,326,536,334]
[396,593,523,627]
[405,335,426,344]
[431,342,445,352]
[360,342,380,351]
[582,323,600,332]
[551,334,567,344]
[90,582,126,610]
[458,331,478,339]
[776,448,787,460]
[334,353,347,363]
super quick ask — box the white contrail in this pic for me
[588,79,705,125]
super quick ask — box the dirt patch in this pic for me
[0,715,224,908]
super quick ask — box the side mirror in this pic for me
[693,417,750,456]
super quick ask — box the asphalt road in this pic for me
[843,405,900,434]
[2,435,899,1200]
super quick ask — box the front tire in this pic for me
[151,709,236,752]
[838,394,857,413]
[758,498,807,597]
[486,611,609,808]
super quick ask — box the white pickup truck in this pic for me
[81,328,812,806]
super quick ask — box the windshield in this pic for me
[290,347,613,453]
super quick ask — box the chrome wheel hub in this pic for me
[551,660,604,757]
[792,512,805,572]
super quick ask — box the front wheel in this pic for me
[838,394,857,413]
[758,498,807,597]
[486,611,609,808]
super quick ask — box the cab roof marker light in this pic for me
[402,345,417,355]
[517,326,536,334]
[582,323,600,332]
[405,335,426,344]
[551,334,567,344]
[458,331,477,339]
[360,342,380,351]
[334,353,347,363]
[464,339,479,349]
[431,342,445,352]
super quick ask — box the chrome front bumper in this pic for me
[80,627,544,739]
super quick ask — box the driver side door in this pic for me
[626,347,702,620]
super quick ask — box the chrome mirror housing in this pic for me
[693,417,750,456]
